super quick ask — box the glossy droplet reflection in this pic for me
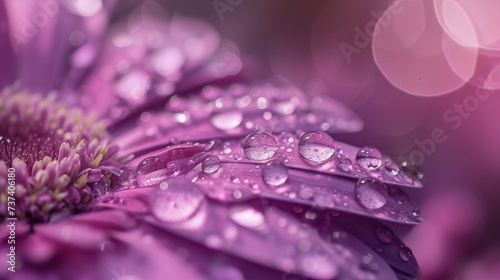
[412,208,421,217]
[337,157,352,172]
[211,110,243,130]
[150,179,205,223]
[399,246,413,262]
[375,225,393,244]
[229,206,265,228]
[136,157,167,175]
[356,146,383,171]
[298,131,336,163]
[242,132,278,161]
[384,157,399,176]
[202,155,221,174]
[355,178,388,210]
[262,160,289,187]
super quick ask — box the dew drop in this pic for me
[229,206,265,228]
[384,157,399,176]
[356,146,383,171]
[136,157,167,175]
[117,168,136,188]
[242,132,278,161]
[337,157,352,172]
[375,225,393,244]
[399,246,413,262]
[412,208,421,217]
[261,160,289,187]
[202,155,221,174]
[298,131,336,163]
[150,179,205,223]
[355,178,388,210]
[211,110,243,130]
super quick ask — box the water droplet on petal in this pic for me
[337,157,352,172]
[355,178,388,210]
[298,131,336,163]
[412,208,421,217]
[202,155,221,174]
[150,179,205,223]
[229,206,265,228]
[375,225,393,244]
[384,157,400,176]
[399,246,413,262]
[356,146,383,171]
[116,168,136,188]
[261,160,289,187]
[211,110,243,130]
[136,157,167,175]
[242,132,278,161]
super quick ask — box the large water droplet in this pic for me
[355,178,388,210]
[242,132,278,161]
[211,110,243,130]
[298,131,336,163]
[136,157,167,175]
[150,179,205,223]
[337,157,352,172]
[399,246,413,262]
[262,160,289,187]
[375,225,393,244]
[202,155,221,174]
[229,206,265,228]
[356,146,383,171]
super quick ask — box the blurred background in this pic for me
[131,1,500,279]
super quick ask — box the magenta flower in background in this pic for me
[0,1,426,280]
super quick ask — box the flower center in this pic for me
[0,90,119,222]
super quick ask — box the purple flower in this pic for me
[1,2,423,279]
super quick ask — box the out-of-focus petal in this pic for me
[3,0,114,94]
[0,1,15,88]
[78,1,227,123]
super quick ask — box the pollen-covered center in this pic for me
[0,91,119,222]
[0,118,59,169]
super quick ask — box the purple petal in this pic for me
[140,179,397,280]
[0,1,15,88]
[273,200,421,279]
[4,0,114,94]
[113,82,364,158]
[36,221,107,248]
[77,2,222,122]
